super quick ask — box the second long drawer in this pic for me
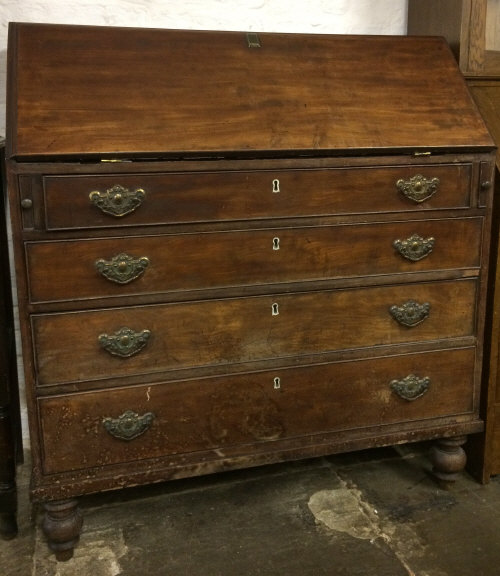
[31,279,477,386]
[25,218,482,303]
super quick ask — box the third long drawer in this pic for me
[31,279,477,387]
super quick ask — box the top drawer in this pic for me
[42,164,472,230]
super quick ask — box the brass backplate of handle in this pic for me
[98,326,151,357]
[89,184,146,217]
[103,410,155,440]
[396,174,440,203]
[393,234,435,262]
[390,374,430,401]
[95,253,150,284]
[390,300,430,327]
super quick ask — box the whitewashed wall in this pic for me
[0,0,408,441]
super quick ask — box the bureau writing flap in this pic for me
[6,22,494,160]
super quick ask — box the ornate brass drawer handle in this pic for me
[396,175,440,203]
[390,300,430,327]
[103,410,155,441]
[95,253,150,284]
[390,374,430,401]
[89,184,146,217]
[393,234,435,262]
[98,326,151,357]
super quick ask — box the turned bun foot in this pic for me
[42,499,83,561]
[430,435,467,485]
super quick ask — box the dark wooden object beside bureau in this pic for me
[0,139,22,539]
[5,23,496,559]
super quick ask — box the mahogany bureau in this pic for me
[5,23,496,560]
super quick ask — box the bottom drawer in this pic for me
[39,347,476,475]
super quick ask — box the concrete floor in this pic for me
[2,442,500,575]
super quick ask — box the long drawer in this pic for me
[38,347,476,475]
[26,218,482,303]
[31,279,477,386]
[42,164,472,230]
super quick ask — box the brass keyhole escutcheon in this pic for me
[274,377,281,390]
[273,237,280,250]
[272,303,279,316]
[272,179,280,193]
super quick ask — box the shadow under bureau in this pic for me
[4,23,496,560]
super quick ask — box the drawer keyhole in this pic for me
[272,179,280,193]
[273,377,281,390]
[273,237,280,250]
[272,303,279,316]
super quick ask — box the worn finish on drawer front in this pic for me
[31,280,477,386]
[38,347,476,475]
[42,164,472,230]
[26,218,483,303]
